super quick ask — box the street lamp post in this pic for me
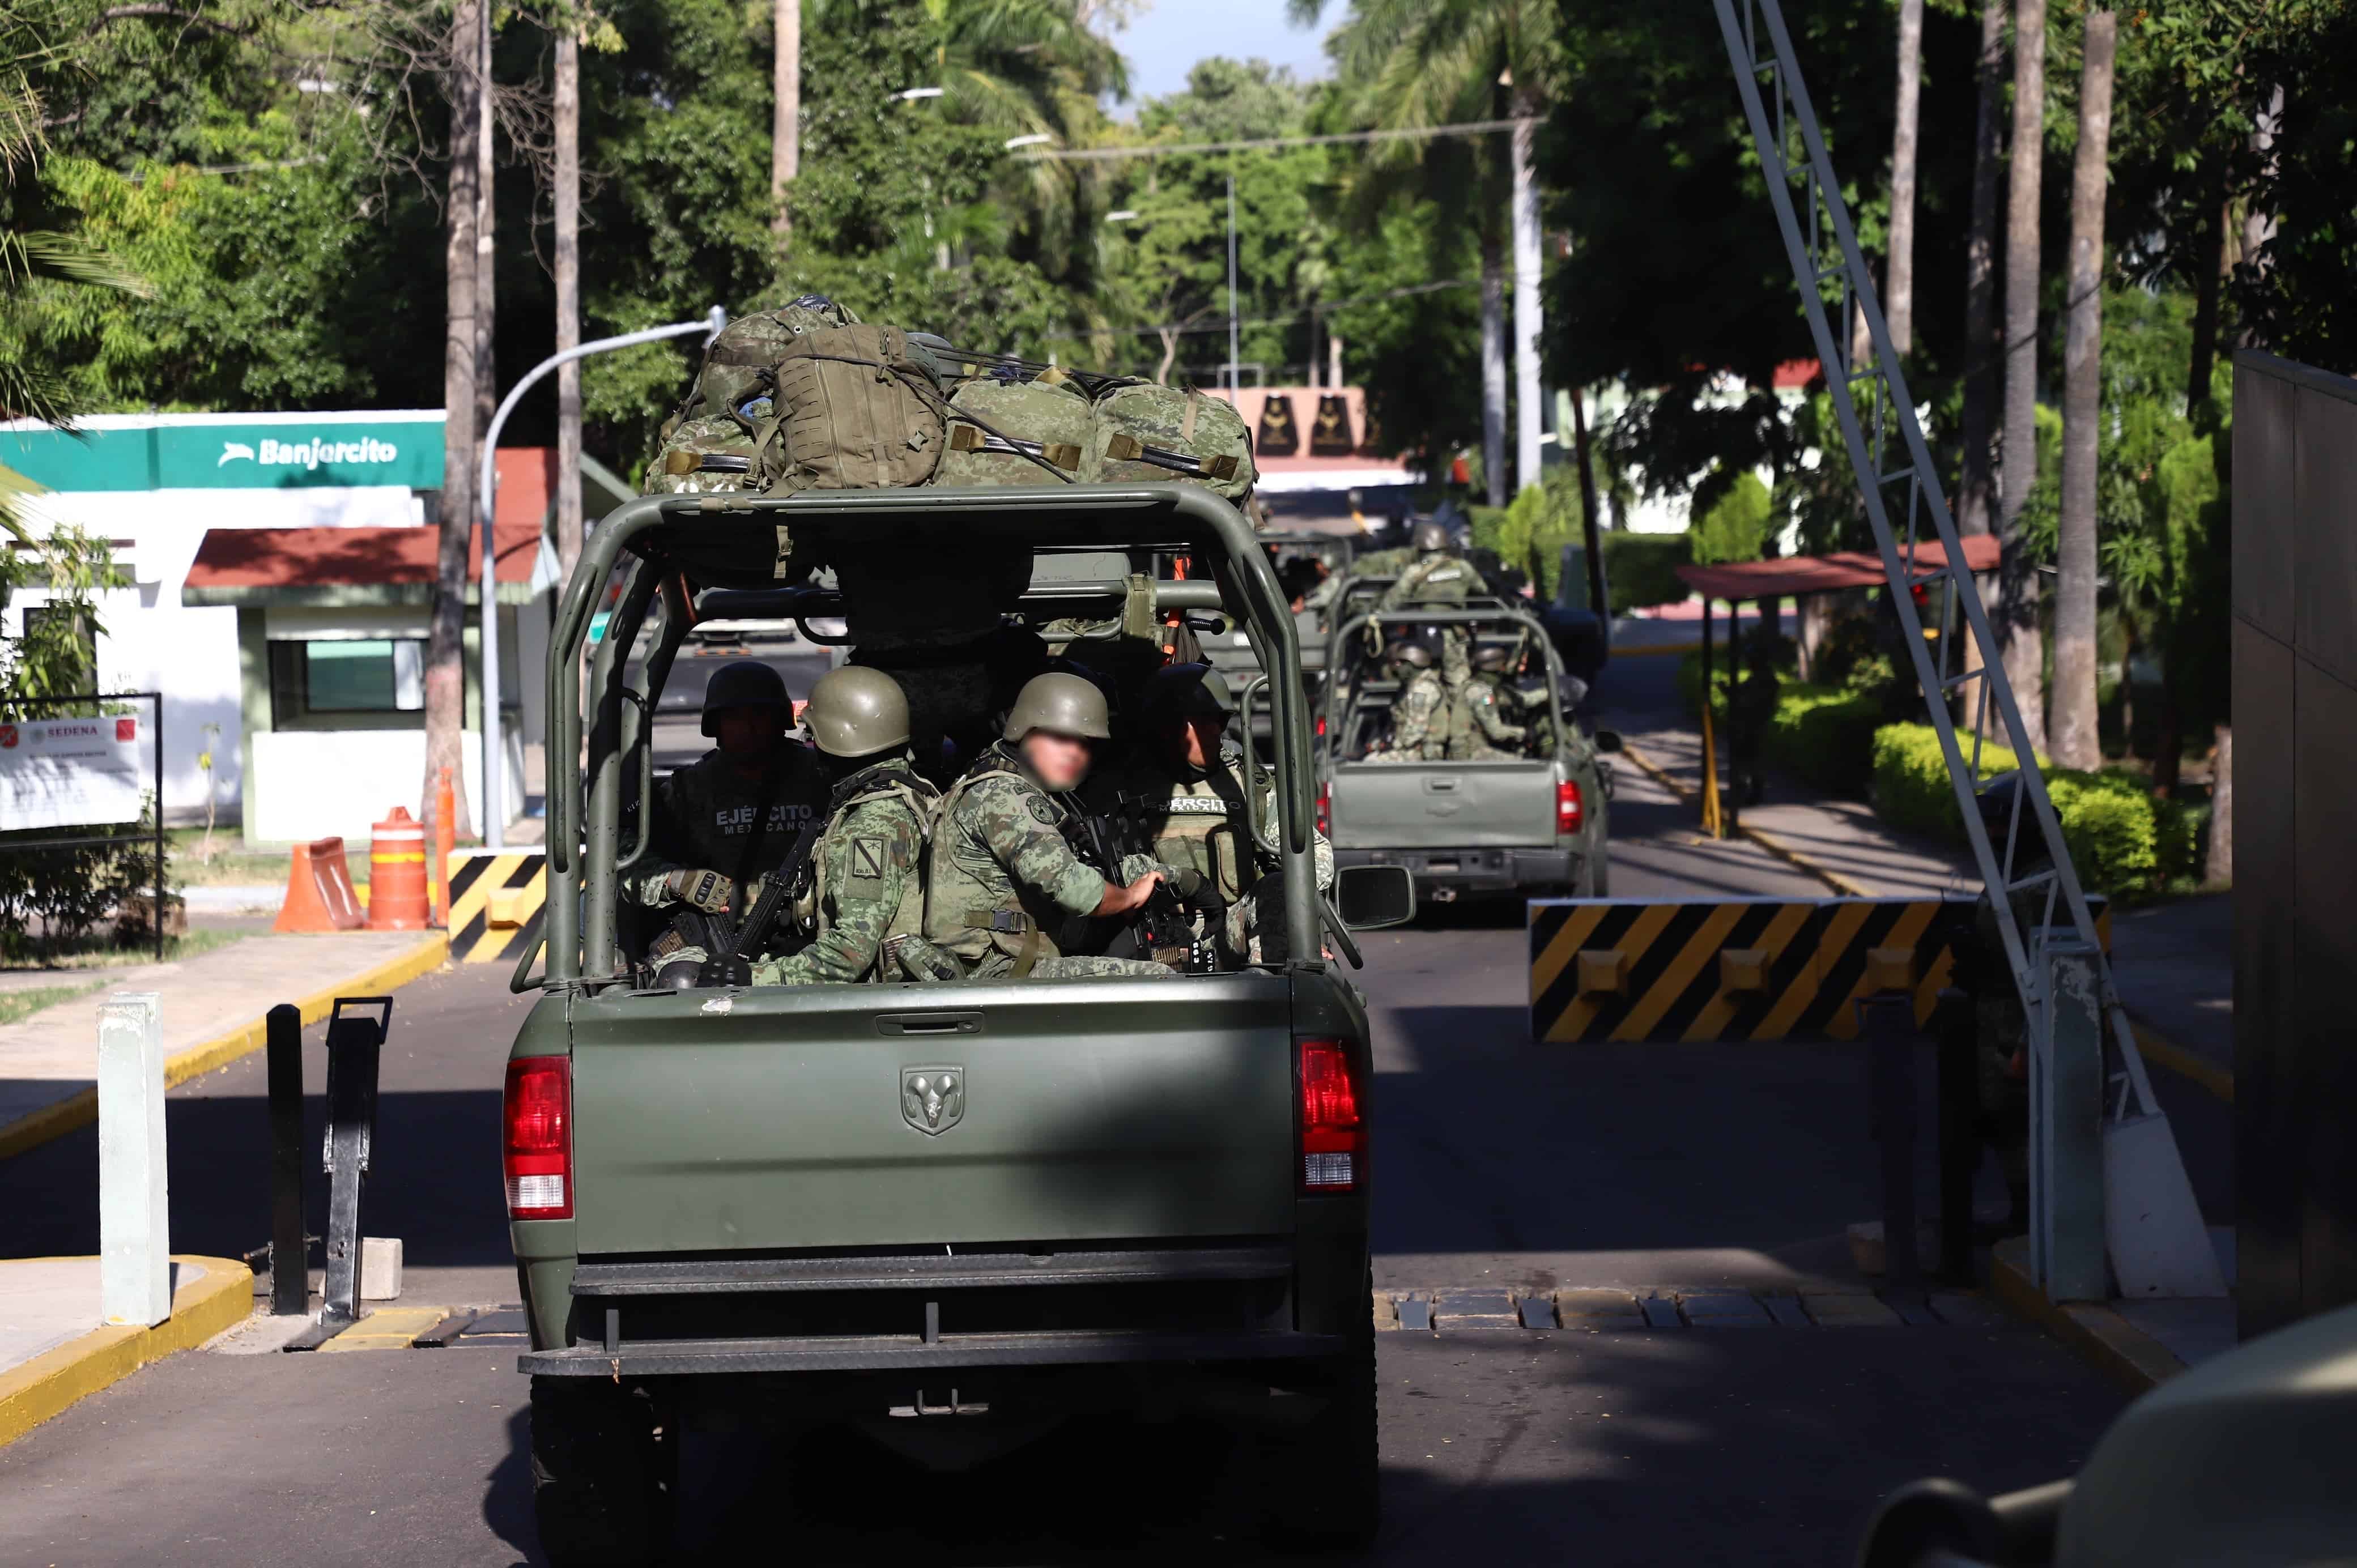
[476,306,726,850]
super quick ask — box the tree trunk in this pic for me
[2050,8,2114,772]
[554,29,582,591]
[1509,101,1543,498]
[1887,0,1924,356]
[1956,0,2005,539]
[2185,194,2224,421]
[474,1,496,443]
[1479,234,1506,507]
[429,0,483,842]
[2205,723,2231,884]
[772,0,799,252]
[1999,0,2048,754]
[1571,384,1605,616]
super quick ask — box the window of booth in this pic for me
[269,638,426,723]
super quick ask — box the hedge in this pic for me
[1870,724,2162,893]
[1763,687,1885,795]
[1602,531,1690,613]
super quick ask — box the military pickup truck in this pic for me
[506,484,1413,1563]
[1320,605,1617,901]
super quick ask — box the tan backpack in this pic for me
[755,324,948,495]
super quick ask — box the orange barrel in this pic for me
[365,806,431,931]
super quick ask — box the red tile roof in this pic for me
[185,448,555,590]
[1674,534,2000,602]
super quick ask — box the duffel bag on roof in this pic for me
[1082,382,1255,501]
[931,371,1092,487]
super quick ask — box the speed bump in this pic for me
[446,850,547,964]
[1527,894,2111,1045]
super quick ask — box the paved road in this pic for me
[0,664,2133,1566]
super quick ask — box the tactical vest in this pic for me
[923,747,1074,975]
[799,761,942,981]
[1108,749,1266,902]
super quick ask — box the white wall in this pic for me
[247,727,526,846]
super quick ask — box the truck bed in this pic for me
[1325,758,1557,851]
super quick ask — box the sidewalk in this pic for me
[0,1256,253,1446]
[0,930,448,1160]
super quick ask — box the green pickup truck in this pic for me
[1320,605,1617,901]
[505,485,1411,1563]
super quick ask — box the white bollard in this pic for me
[99,992,171,1327]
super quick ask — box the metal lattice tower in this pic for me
[1710,0,2222,1296]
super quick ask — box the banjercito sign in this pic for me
[0,411,445,493]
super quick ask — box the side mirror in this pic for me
[1334,863,1416,930]
[1593,728,1624,754]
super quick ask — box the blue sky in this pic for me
[1111,0,1337,110]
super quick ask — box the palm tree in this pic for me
[1305,0,1556,506]
[773,0,799,252]
[1999,0,2049,752]
[2050,8,2117,770]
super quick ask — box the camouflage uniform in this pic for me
[624,744,829,973]
[922,742,1175,981]
[1505,678,1558,758]
[751,758,940,986]
[1371,667,1446,761]
[1441,678,1527,760]
[1086,739,1334,961]
[1379,551,1478,683]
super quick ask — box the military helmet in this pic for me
[700,658,792,738]
[1473,642,1516,674]
[1413,518,1452,553]
[1002,671,1112,742]
[803,666,910,759]
[1385,640,1435,670]
[1145,661,1235,723]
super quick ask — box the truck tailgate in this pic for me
[1328,759,1555,849]
[567,974,1296,1256]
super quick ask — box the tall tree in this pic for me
[553,16,582,590]
[430,0,484,841]
[1998,0,2048,752]
[474,3,497,445]
[2051,7,2116,771]
[772,0,798,252]
[1509,83,1542,495]
[1954,0,2006,540]
[1885,0,1924,356]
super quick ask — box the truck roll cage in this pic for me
[1321,604,1573,759]
[540,485,1320,988]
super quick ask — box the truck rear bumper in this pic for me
[520,1328,1340,1377]
[1333,845,1573,896]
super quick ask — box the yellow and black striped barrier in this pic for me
[1527,895,2109,1045]
[446,850,548,965]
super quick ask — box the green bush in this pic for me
[1763,685,1885,795]
[1602,531,1691,613]
[1472,470,1586,599]
[1690,470,1775,565]
[1870,724,2165,893]
[2154,798,2209,887]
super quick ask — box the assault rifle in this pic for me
[694,821,821,988]
[1057,795,1223,974]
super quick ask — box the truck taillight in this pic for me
[1556,779,1584,836]
[1297,1037,1365,1194]
[503,1056,572,1220]
[1316,783,1330,836]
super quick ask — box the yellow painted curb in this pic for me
[1610,641,1702,658]
[316,1305,450,1353]
[2127,1012,2233,1105]
[1990,1237,2186,1395]
[0,933,450,1163]
[0,1254,253,1448]
[1619,738,1873,898]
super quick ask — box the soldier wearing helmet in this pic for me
[1369,640,1446,762]
[626,658,828,987]
[751,667,960,986]
[921,672,1177,980]
[1086,663,1333,964]
[1441,641,1531,760]
[1377,518,1480,685]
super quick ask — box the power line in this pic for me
[1023,117,1535,164]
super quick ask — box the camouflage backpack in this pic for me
[931,371,1093,487]
[645,293,861,495]
[1082,382,1256,502]
[754,323,950,495]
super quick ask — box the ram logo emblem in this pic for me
[901,1067,964,1135]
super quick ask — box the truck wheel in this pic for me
[1260,1274,1380,1549]
[530,1376,675,1567]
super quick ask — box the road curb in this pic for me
[1989,1237,2187,1394]
[0,933,450,1163]
[1615,739,1874,898]
[0,1254,253,1448]
[2126,1012,2233,1104]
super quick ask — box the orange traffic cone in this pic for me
[365,807,429,931]
[273,837,366,933]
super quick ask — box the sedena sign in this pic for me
[0,411,444,493]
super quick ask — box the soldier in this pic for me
[1087,663,1333,965]
[1368,641,1445,762]
[1441,643,1530,760]
[1377,519,1479,684]
[624,659,828,987]
[751,667,959,986]
[922,672,1180,981]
